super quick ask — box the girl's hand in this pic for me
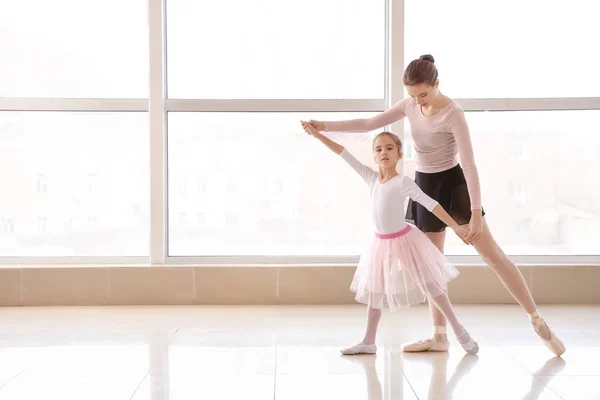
[301,121,319,136]
[465,212,483,244]
[300,121,344,154]
[452,224,471,245]
[302,120,325,135]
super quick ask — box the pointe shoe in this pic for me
[457,330,479,355]
[401,335,450,353]
[340,342,377,355]
[529,313,566,357]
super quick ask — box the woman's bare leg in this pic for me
[472,218,565,355]
[472,218,536,312]
[472,219,544,333]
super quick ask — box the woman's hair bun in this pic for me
[419,54,435,63]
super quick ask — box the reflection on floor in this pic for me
[0,305,598,399]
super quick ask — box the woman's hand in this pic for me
[465,211,483,244]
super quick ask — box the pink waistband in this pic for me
[375,225,411,239]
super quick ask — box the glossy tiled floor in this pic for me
[0,305,598,400]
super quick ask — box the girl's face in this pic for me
[373,135,402,168]
[405,81,440,107]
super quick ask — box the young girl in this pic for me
[301,121,478,355]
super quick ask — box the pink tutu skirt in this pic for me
[350,225,459,310]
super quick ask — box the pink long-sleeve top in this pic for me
[324,98,482,210]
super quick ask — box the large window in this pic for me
[1,0,599,264]
[0,112,149,256]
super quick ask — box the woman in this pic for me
[303,54,565,356]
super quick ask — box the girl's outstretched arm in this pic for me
[431,204,469,243]
[303,121,377,186]
[403,176,469,244]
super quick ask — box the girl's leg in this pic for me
[341,301,382,355]
[473,218,565,356]
[402,231,450,352]
[425,231,449,329]
[362,305,383,345]
[426,287,479,354]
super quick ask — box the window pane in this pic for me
[0,0,148,98]
[166,0,385,99]
[168,112,379,256]
[405,0,600,98]
[405,111,600,256]
[0,112,149,256]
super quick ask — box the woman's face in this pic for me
[405,81,440,107]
